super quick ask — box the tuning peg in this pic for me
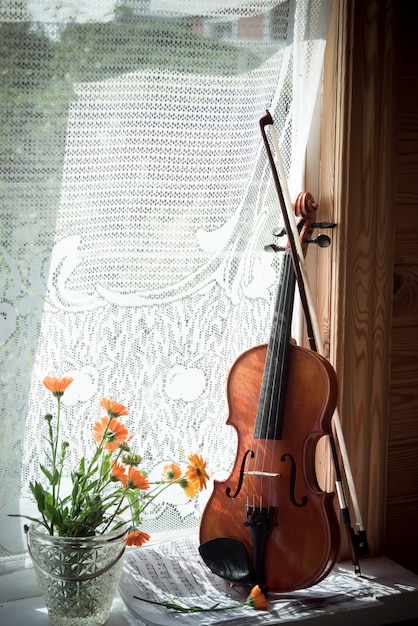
[264,243,286,253]
[304,234,331,248]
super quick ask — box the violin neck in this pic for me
[254,252,296,440]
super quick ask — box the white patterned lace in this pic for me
[0,0,331,561]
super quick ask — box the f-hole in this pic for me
[281,453,308,507]
[226,449,254,499]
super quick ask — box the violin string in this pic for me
[266,252,294,502]
[253,252,277,506]
[245,252,289,507]
[263,250,287,506]
[250,249,294,509]
[273,252,295,508]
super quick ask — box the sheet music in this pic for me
[118,535,410,626]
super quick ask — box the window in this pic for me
[0,0,332,564]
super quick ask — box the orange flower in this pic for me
[43,376,73,397]
[186,454,209,491]
[162,462,181,481]
[111,462,127,487]
[179,477,198,499]
[247,585,267,610]
[126,466,149,490]
[125,530,151,547]
[100,397,128,417]
[93,416,130,451]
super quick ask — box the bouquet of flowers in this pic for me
[16,375,209,546]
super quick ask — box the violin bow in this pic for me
[260,110,369,573]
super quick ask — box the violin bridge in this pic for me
[244,471,281,478]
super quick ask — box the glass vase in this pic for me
[27,521,128,626]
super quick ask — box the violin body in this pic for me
[199,340,340,593]
[199,185,341,593]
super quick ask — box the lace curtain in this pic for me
[0,0,332,562]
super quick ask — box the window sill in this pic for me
[0,593,141,625]
[1,556,418,625]
[0,560,141,624]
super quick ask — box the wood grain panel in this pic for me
[394,206,418,235]
[320,0,396,558]
[317,0,351,370]
[386,443,418,501]
[385,499,418,573]
[388,394,418,443]
[393,261,418,324]
[389,328,418,374]
[396,152,418,204]
[397,85,418,137]
[389,325,418,446]
[320,0,418,572]
[384,0,418,574]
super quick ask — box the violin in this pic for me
[199,192,341,594]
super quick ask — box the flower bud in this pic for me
[44,413,53,422]
[117,441,131,452]
[122,452,142,466]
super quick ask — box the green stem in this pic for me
[138,479,181,516]
[97,450,123,495]
[121,479,185,531]
[100,497,126,534]
[50,395,61,535]
[74,416,115,505]
[133,596,249,613]
[86,415,113,476]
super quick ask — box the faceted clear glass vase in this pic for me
[27,521,127,626]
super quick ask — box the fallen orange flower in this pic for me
[247,585,268,610]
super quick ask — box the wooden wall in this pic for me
[384,0,418,574]
[319,0,418,573]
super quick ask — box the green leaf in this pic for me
[85,479,100,492]
[29,481,47,512]
[71,477,82,512]
[45,502,63,527]
[39,465,60,487]
[60,494,72,506]
[8,513,47,526]
[100,455,110,477]
[39,463,53,483]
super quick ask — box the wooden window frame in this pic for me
[318,0,397,558]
